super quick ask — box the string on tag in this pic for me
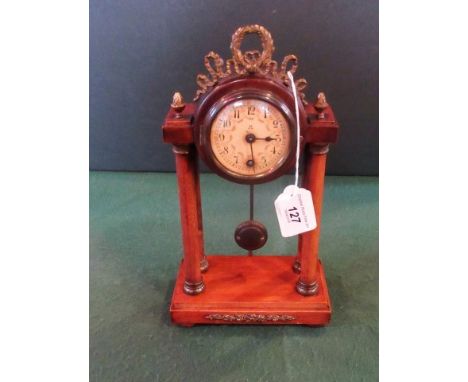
[287,71,301,194]
[274,72,317,237]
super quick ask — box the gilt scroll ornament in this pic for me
[194,24,308,104]
[205,313,296,322]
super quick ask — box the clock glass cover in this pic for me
[209,98,291,178]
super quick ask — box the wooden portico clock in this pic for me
[162,25,339,326]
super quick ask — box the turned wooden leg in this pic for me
[193,150,209,272]
[293,235,302,273]
[296,144,329,296]
[293,147,312,274]
[173,144,205,295]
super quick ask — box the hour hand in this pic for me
[256,136,277,141]
[247,142,255,172]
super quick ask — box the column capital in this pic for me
[172,144,191,155]
[309,144,330,155]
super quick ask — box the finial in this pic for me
[314,92,329,119]
[171,91,185,118]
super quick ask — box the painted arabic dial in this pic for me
[210,99,291,178]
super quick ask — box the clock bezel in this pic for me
[194,76,306,184]
[205,91,294,183]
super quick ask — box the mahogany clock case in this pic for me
[162,24,340,327]
[194,75,307,184]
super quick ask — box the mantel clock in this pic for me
[162,25,339,326]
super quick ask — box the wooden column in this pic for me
[173,144,205,295]
[293,147,311,274]
[193,150,209,272]
[296,144,329,296]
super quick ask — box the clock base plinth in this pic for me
[170,255,331,326]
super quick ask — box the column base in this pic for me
[292,259,301,273]
[200,256,209,273]
[296,279,319,296]
[183,280,205,295]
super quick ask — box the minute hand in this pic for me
[255,137,277,141]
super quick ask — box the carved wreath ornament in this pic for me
[194,24,308,104]
[205,313,296,323]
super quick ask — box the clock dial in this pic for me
[210,98,291,177]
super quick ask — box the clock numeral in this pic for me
[272,146,276,154]
[222,119,231,128]
[233,109,240,119]
[223,146,229,154]
[248,106,255,115]
[218,133,225,141]
[264,108,268,118]
[234,155,238,164]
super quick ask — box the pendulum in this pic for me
[234,184,268,254]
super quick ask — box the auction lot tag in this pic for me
[274,185,317,237]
